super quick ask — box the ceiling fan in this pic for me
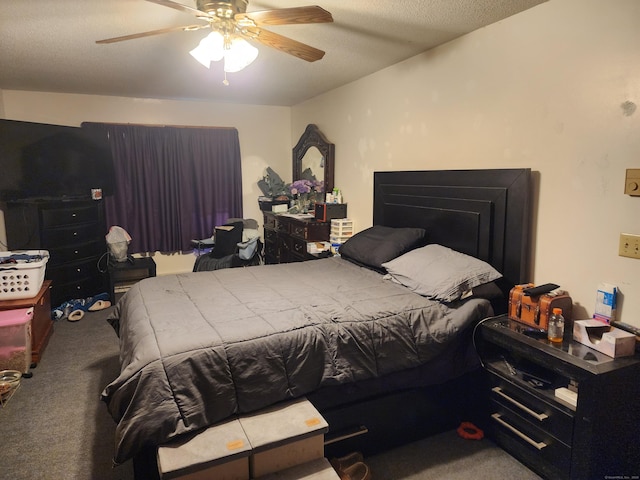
[96,0,333,63]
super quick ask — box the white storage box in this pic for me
[0,308,33,374]
[330,219,354,238]
[573,320,636,358]
[307,242,331,254]
[0,250,49,301]
[239,397,329,478]
[256,458,340,480]
[329,235,352,245]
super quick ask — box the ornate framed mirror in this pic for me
[292,124,335,195]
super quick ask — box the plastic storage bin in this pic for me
[0,307,33,374]
[330,219,354,238]
[0,250,49,301]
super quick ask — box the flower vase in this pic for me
[296,193,310,213]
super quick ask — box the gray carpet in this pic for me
[1,307,134,480]
[0,306,541,480]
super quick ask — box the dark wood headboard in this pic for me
[373,169,531,288]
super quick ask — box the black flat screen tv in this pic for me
[0,119,115,201]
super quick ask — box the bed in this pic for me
[101,168,531,472]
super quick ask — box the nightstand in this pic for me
[475,315,640,480]
[108,257,156,302]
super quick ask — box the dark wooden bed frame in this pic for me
[133,168,532,478]
[373,168,531,288]
[319,168,532,457]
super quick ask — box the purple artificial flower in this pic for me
[288,179,313,195]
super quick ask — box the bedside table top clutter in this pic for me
[476,314,640,480]
[480,316,638,374]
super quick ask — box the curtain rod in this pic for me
[82,122,235,130]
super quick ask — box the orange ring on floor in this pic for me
[457,421,484,440]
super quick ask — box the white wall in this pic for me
[2,0,638,326]
[292,0,640,326]
[1,91,292,274]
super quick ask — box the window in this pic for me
[82,123,243,253]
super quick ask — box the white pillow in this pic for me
[382,244,502,302]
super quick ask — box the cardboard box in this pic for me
[573,320,636,358]
[239,397,328,478]
[307,242,331,254]
[157,418,251,480]
[594,283,617,323]
[255,458,340,480]
[259,199,289,212]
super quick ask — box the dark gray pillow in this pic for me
[339,225,427,272]
[382,244,502,302]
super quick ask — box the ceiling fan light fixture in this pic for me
[189,30,224,68]
[223,37,258,73]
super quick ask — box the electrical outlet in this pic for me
[619,233,640,259]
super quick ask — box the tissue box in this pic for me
[573,320,636,358]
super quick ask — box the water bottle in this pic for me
[547,307,565,343]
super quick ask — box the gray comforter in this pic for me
[102,256,491,464]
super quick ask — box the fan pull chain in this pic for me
[223,71,230,86]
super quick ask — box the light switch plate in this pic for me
[619,233,640,259]
[624,169,640,196]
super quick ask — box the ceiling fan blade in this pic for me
[96,24,208,44]
[145,0,209,18]
[244,27,325,62]
[237,6,333,26]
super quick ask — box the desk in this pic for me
[108,257,156,302]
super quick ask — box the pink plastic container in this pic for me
[0,308,33,374]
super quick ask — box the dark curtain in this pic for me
[81,123,243,253]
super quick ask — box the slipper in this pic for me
[52,292,110,320]
[67,309,85,322]
[88,300,111,311]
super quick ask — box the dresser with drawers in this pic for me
[3,198,108,307]
[263,212,330,264]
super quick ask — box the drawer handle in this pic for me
[492,386,549,421]
[491,413,547,450]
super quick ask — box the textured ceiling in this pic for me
[0,0,547,106]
